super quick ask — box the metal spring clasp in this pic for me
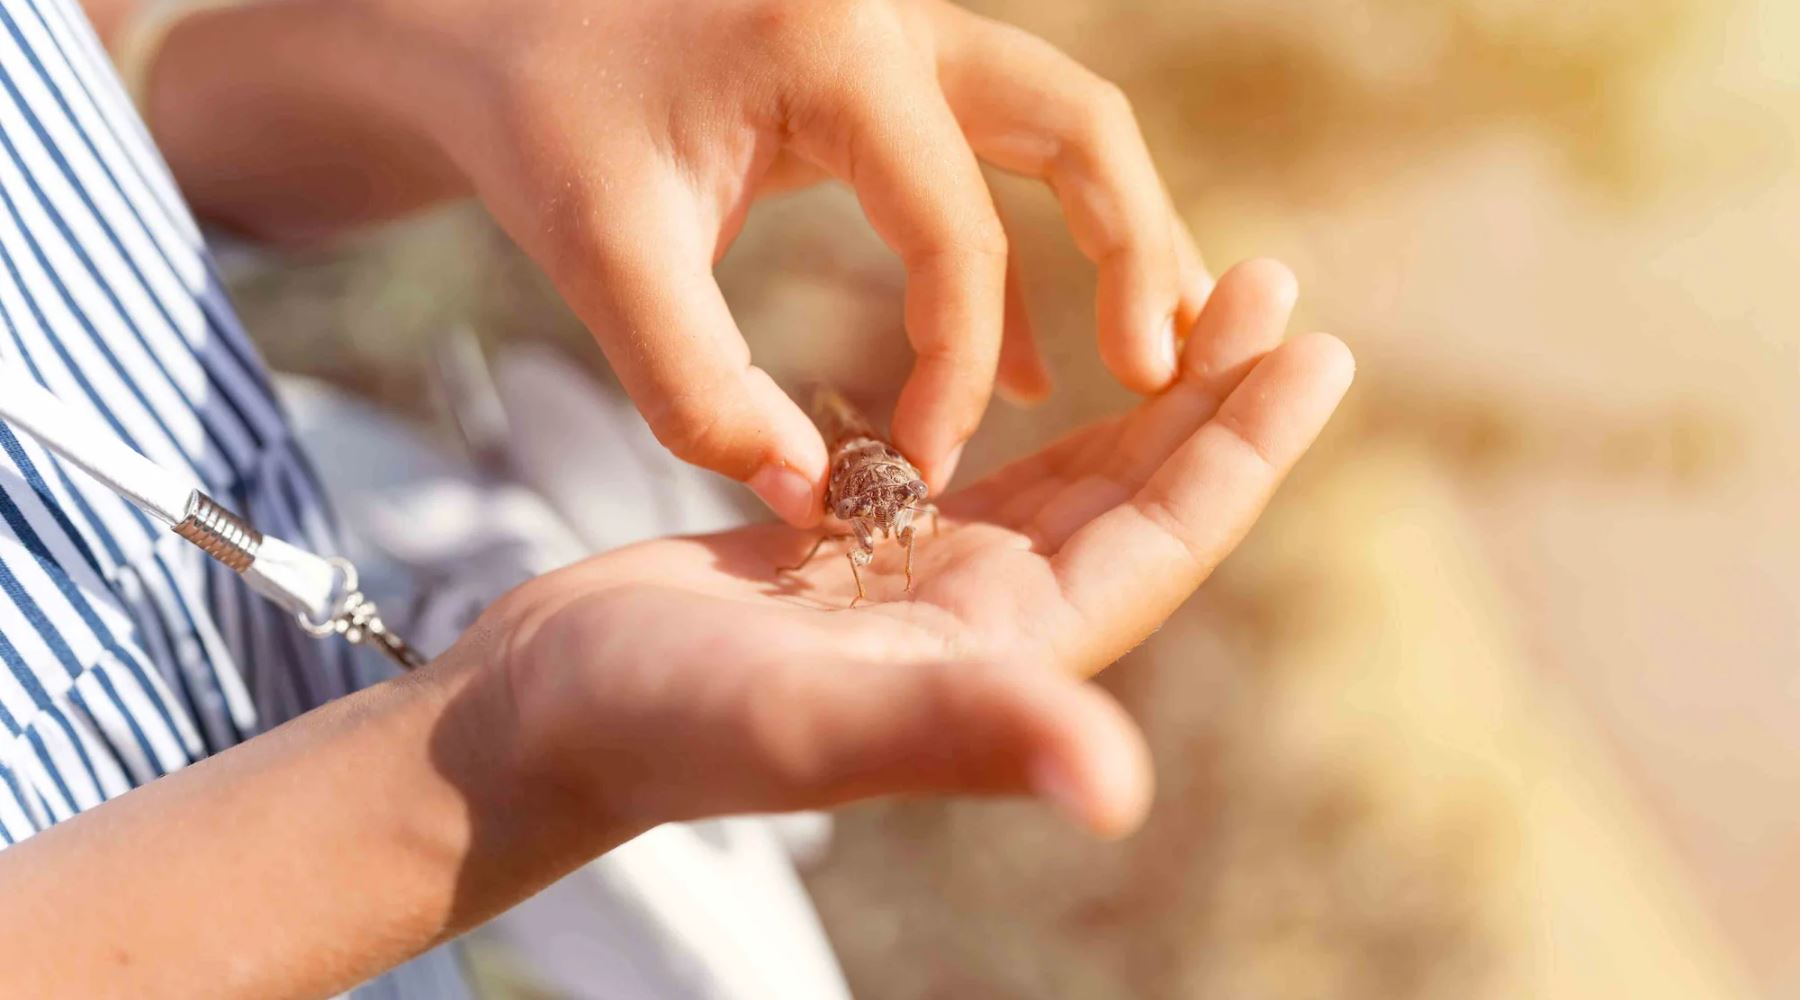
[297,558,427,670]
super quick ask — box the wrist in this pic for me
[402,622,637,923]
[478,579,689,838]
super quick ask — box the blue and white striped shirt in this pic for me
[0,1,466,994]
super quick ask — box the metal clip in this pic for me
[297,558,427,670]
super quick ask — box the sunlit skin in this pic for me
[0,1,1352,995]
[0,260,1348,998]
[491,261,1350,839]
[131,0,1215,522]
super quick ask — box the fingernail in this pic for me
[938,441,967,488]
[1029,755,1088,829]
[749,463,816,525]
[1157,314,1179,382]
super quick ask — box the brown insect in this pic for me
[780,388,938,606]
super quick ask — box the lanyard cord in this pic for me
[0,362,424,670]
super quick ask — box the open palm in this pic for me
[488,262,1352,838]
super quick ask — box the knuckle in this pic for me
[1069,76,1136,148]
[745,0,892,56]
[645,389,733,465]
[743,0,812,48]
[1137,495,1210,569]
[966,216,1010,259]
[905,213,1007,271]
[1212,406,1280,473]
[917,341,992,381]
[1090,77,1136,122]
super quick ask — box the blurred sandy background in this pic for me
[226,0,1800,996]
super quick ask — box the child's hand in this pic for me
[373,0,1212,523]
[464,263,1346,838]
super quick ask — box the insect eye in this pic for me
[833,497,857,520]
[907,480,929,501]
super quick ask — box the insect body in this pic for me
[782,389,937,606]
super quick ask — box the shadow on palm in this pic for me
[687,271,1349,679]
[501,262,1352,836]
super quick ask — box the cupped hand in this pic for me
[477,263,1349,838]
[381,0,1211,523]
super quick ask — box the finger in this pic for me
[1178,257,1295,395]
[930,3,1184,392]
[789,56,1007,491]
[997,258,1297,543]
[540,168,828,526]
[996,253,1053,404]
[754,148,830,197]
[1170,209,1213,333]
[1101,258,1298,485]
[1052,333,1355,662]
[778,655,1153,837]
[938,414,1118,520]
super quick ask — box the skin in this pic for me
[99,0,1216,521]
[0,261,1351,996]
[0,2,1355,993]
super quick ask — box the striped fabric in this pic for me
[0,1,467,994]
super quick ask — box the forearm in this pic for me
[0,630,622,998]
[132,0,469,242]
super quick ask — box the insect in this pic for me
[781,388,938,607]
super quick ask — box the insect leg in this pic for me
[851,517,877,551]
[846,548,871,607]
[845,518,876,607]
[922,503,941,536]
[779,533,853,573]
[900,524,917,591]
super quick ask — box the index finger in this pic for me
[528,165,830,525]
[790,59,1007,490]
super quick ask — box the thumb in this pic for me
[792,656,1154,837]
